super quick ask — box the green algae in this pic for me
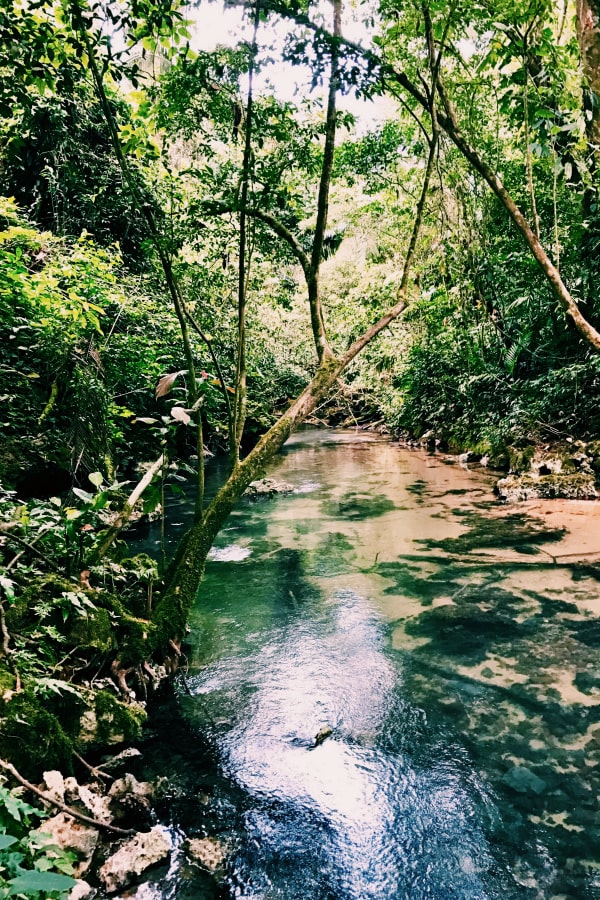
[321,491,395,520]
[0,688,77,780]
[418,511,566,555]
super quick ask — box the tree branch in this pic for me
[342,114,438,365]
[90,454,165,563]
[0,758,134,836]
[231,0,261,468]
[69,2,206,513]
[202,202,311,276]
[260,1,600,351]
[307,0,341,363]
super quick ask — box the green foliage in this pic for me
[0,481,152,776]
[0,783,77,899]
[0,87,151,267]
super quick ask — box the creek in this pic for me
[120,429,600,899]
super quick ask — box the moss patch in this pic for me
[83,690,146,747]
[0,690,76,780]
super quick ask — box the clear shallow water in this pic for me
[125,429,600,900]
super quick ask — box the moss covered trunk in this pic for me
[150,355,344,649]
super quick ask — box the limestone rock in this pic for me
[100,747,143,772]
[313,726,333,747]
[34,813,99,877]
[108,773,154,802]
[108,773,154,825]
[98,826,172,893]
[69,879,95,900]
[79,693,146,747]
[244,477,294,498]
[61,778,112,825]
[496,472,597,502]
[187,836,227,876]
[43,770,65,804]
[78,785,113,824]
[78,709,99,745]
[458,451,482,466]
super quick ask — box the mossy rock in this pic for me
[0,690,75,780]
[4,591,31,633]
[73,590,157,667]
[9,574,75,631]
[506,445,536,474]
[496,472,598,502]
[69,607,116,653]
[0,664,16,698]
[586,440,600,476]
[79,690,146,747]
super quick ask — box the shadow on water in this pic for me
[120,430,600,900]
[417,509,567,556]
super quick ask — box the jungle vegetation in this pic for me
[1,0,600,892]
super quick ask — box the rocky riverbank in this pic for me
[16,744,230,899]
[399,432,600,503]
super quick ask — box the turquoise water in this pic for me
[124,429,600,899]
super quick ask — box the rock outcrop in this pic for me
[496,441,599,502]
[244,477,294,498]
[34,813,99,877]
[98,825,172,893]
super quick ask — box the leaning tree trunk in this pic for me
[148,113,438,657]
[149,355,343,649]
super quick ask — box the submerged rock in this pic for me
[244,478,294,498]
[501,766,547,795]
[187,836,227,876]
[98,825,172,893]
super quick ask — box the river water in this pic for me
[125,429,600,900]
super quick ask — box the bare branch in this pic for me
[0,758,134,836]
[91,454,165,563]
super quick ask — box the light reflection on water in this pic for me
[126,429,600,900]
[185,590,498,899]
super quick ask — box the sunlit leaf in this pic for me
[170,406,191,424]
[0,834,18,850]
[72,488,93,503]
[156,370,185,398]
